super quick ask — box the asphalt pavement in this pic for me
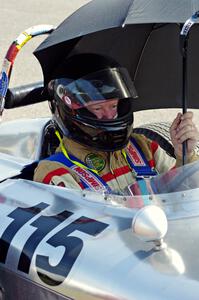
[1,1,199,126]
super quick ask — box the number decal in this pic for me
[36,216,109,286]
[0,202,48,264]
[0,204,109,285]
[18,210,73,274]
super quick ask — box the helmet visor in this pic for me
[53,67,137,110]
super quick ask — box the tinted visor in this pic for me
[54,67,137,109]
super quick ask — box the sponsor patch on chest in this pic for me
[72,166,104,191]
[126,142,146,166]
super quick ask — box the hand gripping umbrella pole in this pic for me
[0,24,54,117]
[180,11,199,164]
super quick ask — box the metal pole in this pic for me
[0,25,54,118]
[180,11,199,164]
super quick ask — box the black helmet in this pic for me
[48,53,138,151]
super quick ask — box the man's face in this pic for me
[86,99,119,120]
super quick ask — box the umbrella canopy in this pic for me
[34,0,199,111]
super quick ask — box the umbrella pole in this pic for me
[181,34,188,165]
[180,12,199,165]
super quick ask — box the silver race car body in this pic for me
[0,117,199,300]
[1,18,199,300]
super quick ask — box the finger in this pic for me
[176,129,198,143]
[180,111,193,121]
[176,119,194,131]
[170,113,182,132]
[176,124,197,138]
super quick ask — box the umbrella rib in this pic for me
[122,0,136,26]
[133,27,153,81]
[133,24,170,81]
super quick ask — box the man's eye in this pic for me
[94,107,102,111]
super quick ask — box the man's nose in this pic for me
[102,108,116,119]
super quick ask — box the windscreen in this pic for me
[78,160,199,220]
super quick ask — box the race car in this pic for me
[1,24,199,300]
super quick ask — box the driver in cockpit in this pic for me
[33,53,199,195]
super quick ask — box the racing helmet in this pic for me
[48,53,138,151]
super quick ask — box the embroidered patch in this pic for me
[72,166,104,191]
[127,142,146,166]
[85,153,106,172]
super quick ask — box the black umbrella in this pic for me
[34,0,199,163]
[34,0,199,110]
